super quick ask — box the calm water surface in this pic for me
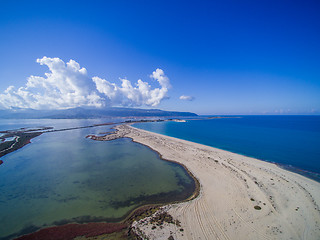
[134,116,320,179]
[0,119,194,239]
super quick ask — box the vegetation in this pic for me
[254,206,262,210]
[0,132,42,159]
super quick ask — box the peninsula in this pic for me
[93,124,320,240]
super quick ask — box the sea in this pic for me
[1,116,319,239]
[0,119,195,240]
[134,115,320,181]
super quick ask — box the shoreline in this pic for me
[112,124,320,239]
[93,123,320,184]
[12,124,199,240]
[129,136,201,202]
[132,122,320,183]
[13,123,320,239]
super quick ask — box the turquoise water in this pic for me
[0,119,194,240]
[134,116,320,179]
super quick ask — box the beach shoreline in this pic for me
[110,124,320,240]
[15,123,320,240]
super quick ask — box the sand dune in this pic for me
[113,124,320,240]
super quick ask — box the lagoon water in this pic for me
[134,116,320,180]
[0,119,194,240]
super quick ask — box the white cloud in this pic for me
[179,95,194,101]
[0,57,170,109]
[93,69,170,107]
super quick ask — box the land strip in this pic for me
[95,124,320,240]
[0,123,117,163]
[0,119,182,162]
[9,121,320,239]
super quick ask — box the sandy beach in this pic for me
[105,124,320,240]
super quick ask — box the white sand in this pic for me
[115,124,320,240]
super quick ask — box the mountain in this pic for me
[0,107,197,119]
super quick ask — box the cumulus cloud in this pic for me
[93,68,170,107]
[0,57,170,109]
[179,95,195,101]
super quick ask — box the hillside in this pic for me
[0,107,197,119]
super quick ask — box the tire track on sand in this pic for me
[194,199,211,239]
[199,196,231,240]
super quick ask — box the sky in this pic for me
[0,0,319,115]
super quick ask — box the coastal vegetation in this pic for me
[0,130,43,159]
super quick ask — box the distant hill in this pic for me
[0,107,197,119]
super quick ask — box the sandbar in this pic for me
[110,124,320,240]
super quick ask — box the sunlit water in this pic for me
[0,119,194,240]
[134,116,320,181]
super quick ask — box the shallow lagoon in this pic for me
[0,119,194,239]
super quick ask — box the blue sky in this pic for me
[0,0,319,115]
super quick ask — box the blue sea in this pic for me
[134,115,320,181]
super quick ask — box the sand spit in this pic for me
[103,124,320,240]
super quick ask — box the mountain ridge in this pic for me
[0,107,197,119]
